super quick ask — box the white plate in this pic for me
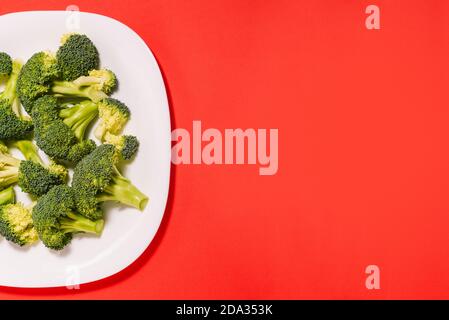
[0,11,171,288]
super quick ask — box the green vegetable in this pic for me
[0,142,66,196]
[32,185,104,250]
[0,52,12,80]
[17,51,116,113]
[32,95,97,162]
[94,98,130,141]
[12,139,68,182]
[0,202,38,246]
[0,186,15,205]
[72,144,148,220]
[0,60,33,140]
[57,33,99,81]
[59,100,99,140]
[16,52,60,113]
[12,139,44,165]
[104,132,139,160]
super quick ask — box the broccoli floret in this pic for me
[0,186,15,205]
[32,96,96,162]
[104,132,139,160]
[94,98,130,141]
[17,51,116,113]
[48,162,68,182]
[57,33,99,81]
[34,119,77,161]
[0,202,38,246]
[0,60,33,140]
[18,160,67,196]
[32,185,104,250]
[16,52,60,113]
[66,139,96,163]
[0,144,65,196]
[72,144,148,219]
[0,52,12,79]
[11,139,68,183]
[34,120,96,162]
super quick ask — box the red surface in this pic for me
[1,0,449,299]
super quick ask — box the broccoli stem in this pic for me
[51,81,81,95]
[1,61,20,107]
[11,140,43,165]
[72,76,102,87]
[11,98,23,119]
[0,186,15,205]
[94,124,108,142]
[0,152,20,189]
[0,152,21,167]
[51,81,107,102]
[97,167,148,210]
[59,211,104,234]
[74,112,97,139]
[1,61,29,121]
[60,101,98,140]
[0,167,19,187]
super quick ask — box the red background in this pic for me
[1,0,449,299]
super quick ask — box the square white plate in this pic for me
[0,11,171,288]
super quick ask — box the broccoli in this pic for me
[0,141,8,154]
[0,148,20,188]
[0,186,15,205]
[17,51,116,113]
[32,96,96,162]
[0,142,66,196]
[66,139,97,163]
[16,52,60,113]
[32,185,104,250]
[94,98,130,141]
[57,33,99,81]
[0,60,34,140]
[12,139,68,182]
[104,132,139,160]
[52,68,116,101]
[59,100,99,140]
[0,201,38,246]
[11,139,45,165]
[72,144,148,220]
[0,52,12,80]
